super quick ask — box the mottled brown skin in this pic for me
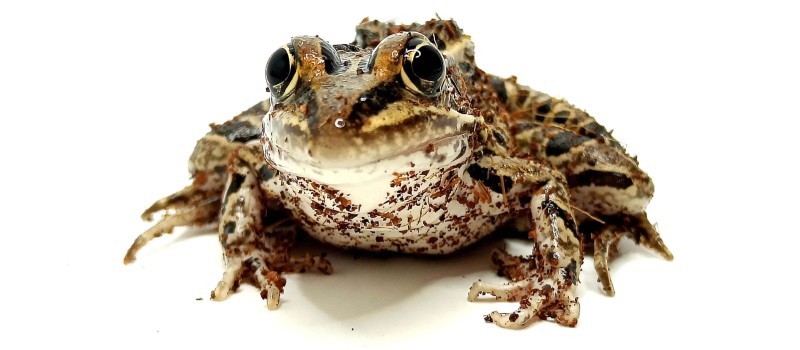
[124,18,672,329]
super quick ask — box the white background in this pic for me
[1,0,798,348]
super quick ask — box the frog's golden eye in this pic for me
[265,44,298,100]
[401,37,446,96]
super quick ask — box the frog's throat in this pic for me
[263,108,476,185]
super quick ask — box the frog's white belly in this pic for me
[268,162,519,254]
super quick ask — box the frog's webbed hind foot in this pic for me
[124,184,220,264]
[586,213,673,296]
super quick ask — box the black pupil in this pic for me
[411,45,443,81]
[266,48,290,86]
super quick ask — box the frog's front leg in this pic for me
[495,76,673,296]
[210,146,332,309]
[468,156,581,328]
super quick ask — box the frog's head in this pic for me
[262,32,477,185]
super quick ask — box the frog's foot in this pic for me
[124,185,219,264]
[468,273,580,329]
[210,250,333,310]
[587,213,673,296]
[471,156,583,329]
[211,146,333,309]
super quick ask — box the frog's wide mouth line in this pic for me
[265,130,473,185]
[263,105,477,184]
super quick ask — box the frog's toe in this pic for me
[123,200,218,264]
[468,279,528,302]
[210,259,245,301]
[211,256,286,310]
[210,250,332,309]
[633,213,673,261]
[469,278,580,328]
[592,229,623,296]
[140,184,217,221]
[588,213,673,296]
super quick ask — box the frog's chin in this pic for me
[265,131,473,186]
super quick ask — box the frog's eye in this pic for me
[265,44,298,100]
[401,37,446,96]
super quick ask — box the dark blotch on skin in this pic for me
[562,259,578,283]
[223,173,246,207]
[489,76,507,103]
[536,103,551,115]
[542,198,578,237]
[545,131,592,157]
[212,119,262,143]
[583,121,612,138]
[223,221,236,234]
[258,165,274,181]
[492,130,506,147]
[213,165,227,174]
[347,82,404,122]
[553,111,570,124]
[568,170,634,189]
[306,98,319,118]
[458,61,475,76]
[582,121,622,149]
[467,163,513,194]
[333,43,360,52]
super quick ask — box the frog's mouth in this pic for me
[263,103,477,185]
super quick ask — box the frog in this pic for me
[123,18,672,329]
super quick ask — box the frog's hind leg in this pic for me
[468,156,581,329]
[124,181,222,264]
[210,146,332,309]
[584,213,673,296]
[493,75,672,300]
